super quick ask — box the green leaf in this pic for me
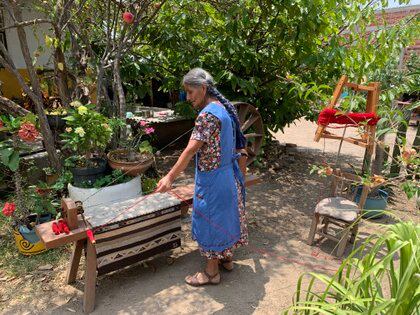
[0,147,13,165]
[8,151,20,171]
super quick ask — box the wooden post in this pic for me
[83,240,97,314]
[314,75,348,142]
[66,239,84,284]
[61,198,80,230]
[362,82,380,174]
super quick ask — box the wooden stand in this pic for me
[314,75,380,158]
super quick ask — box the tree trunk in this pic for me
[8,2,61,170]
[113,56,126,118]
[12,135,29,226]
[0,96,30,116]
[372,133,386,175]
[54,44,71,106]
[389,107,412,177]
[413,125,420,148]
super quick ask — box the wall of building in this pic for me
[1,3,52,99]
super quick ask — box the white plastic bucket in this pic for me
[68,176,142,208]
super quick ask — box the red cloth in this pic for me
[317,108,380,126]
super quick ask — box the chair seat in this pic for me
[315,197,360,222]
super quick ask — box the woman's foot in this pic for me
[220,258,234,271]
[185,270,220,286]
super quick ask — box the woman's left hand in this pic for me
[155,174,174,193]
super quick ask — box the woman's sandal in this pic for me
[219,259,234,272]
[185,270,220,286]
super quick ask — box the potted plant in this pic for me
[107,120,155,176]
[0,114,56,255]
[355,185,389,219]
[45,103,68,131]
[67,169,142,208]
[61,102,123,186]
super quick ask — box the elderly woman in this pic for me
[156,68,248,286]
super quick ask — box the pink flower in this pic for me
[145,127,155,135]
[139,120,148,127]
[2,202,16,217]
[18,122,39,142]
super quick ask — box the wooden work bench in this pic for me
[35,175,261,313]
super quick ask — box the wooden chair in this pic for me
[307,169,370,257]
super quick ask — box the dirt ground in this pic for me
[1,119,418,315]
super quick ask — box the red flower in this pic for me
[0,120,3,128]
[122,12,134,24]
[18,122,39,142]
[2,202,16,217]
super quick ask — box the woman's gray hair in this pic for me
[182,67,215,89]
[182,67,247,149]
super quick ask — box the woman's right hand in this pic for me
[155,174,174,193]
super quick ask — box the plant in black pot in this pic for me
[61,102,123,187]
[107,120,155,176]
[45,104,68,131]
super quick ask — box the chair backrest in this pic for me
[331,169,370,209]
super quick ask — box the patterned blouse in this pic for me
[190,112,222,171]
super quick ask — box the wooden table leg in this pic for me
[83,240,97,314]
[66,239,85,284]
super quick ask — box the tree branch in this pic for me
[0,18,52,32]
[0,96,30,116]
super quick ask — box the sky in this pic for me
[386,0,420,7]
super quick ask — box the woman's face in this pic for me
[184,84,207,109]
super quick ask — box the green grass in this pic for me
[0,216,70,276]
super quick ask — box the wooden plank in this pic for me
[35,216,88,249]
[344,82,376,92]
[321,133,368,147]
[329,75,348,108]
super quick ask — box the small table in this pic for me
[35,176,261,313]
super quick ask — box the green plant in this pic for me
[0,114,39,171]
[285,221,420,315]
[174,101,197,120]
[61,103,123,160]
[28,184,59,217]
[78,169,132,189]
[144,0,417,132]
[0,114,43,227]
[42,167,56,176]
[115,120,155,160]
[142,176,159,194]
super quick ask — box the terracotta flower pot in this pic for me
[107,149,154,176]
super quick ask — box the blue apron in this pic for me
[192,102,245,252]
